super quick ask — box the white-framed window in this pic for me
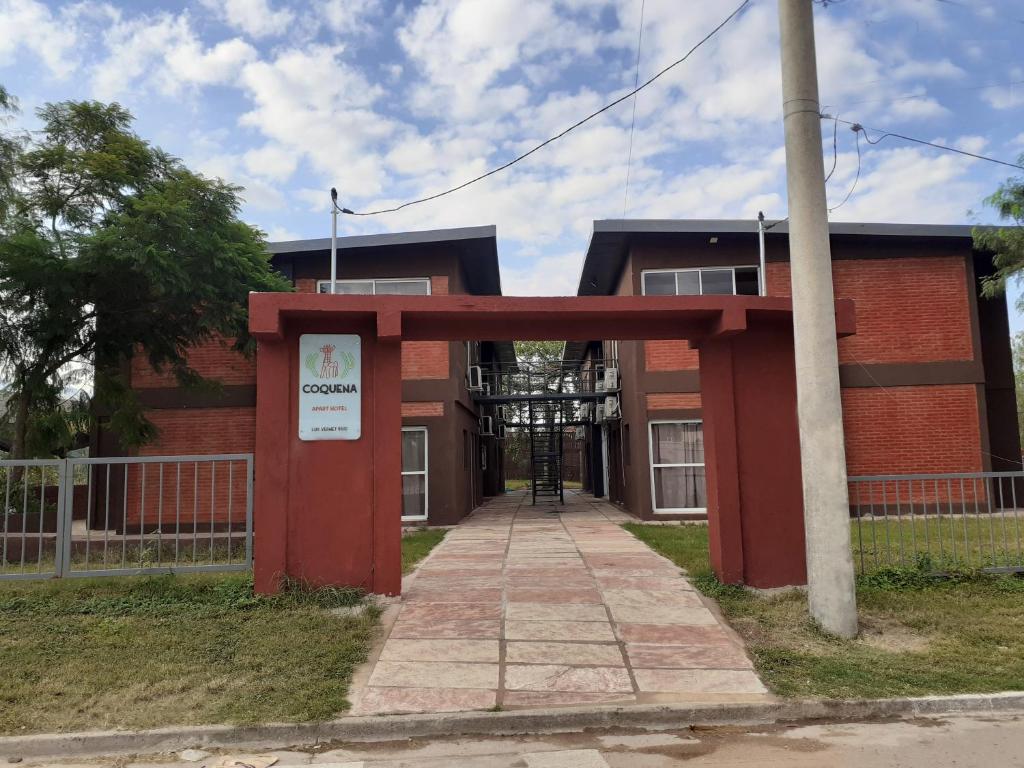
[648,420,706,513]
[317,277,431,295]
[401,426,428,521]
[641,267,759,297]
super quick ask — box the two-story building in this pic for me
[567,219,1021,520]
[92,226,514,530]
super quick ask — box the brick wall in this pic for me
[140,408,256,456]
[842,385,982,476]
[131,338,255,388]
[402,401,444,417]
[646,393,702,410]
[767,257,973,364]
[644,340,699,371]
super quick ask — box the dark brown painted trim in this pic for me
[837,360,983,388]
[643,370,702,393]
[645,408,703,421]
[137,385,257,410]
[402,379,450,401]
[976,383,992,472]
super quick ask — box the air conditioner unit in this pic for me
[604,395,621,420]
[468,365,483,391]
[483,381,491,396]
[595,363,605,391]
[603,367,619,391]
[579,402,591,420]
[480,415,494,435]
[574,425,586,440]
[595,403,606,422]
[496,423,507,440]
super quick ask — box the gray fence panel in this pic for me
[849,471,1024,575]
[1,454,253,581]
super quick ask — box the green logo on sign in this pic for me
[305,343,354,380]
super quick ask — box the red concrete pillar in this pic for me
[253,336,290,593]
[699,324,808,589]
[372,334,403,595]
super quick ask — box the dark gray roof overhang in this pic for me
[269,225,502,296]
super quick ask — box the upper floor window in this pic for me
[641,267,759,297]
[317,278,431,295]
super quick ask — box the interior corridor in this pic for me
[351,490,769,715]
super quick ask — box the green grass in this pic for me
[625,522,1024,699]
[402,528,447,574]
[0,573,379,734]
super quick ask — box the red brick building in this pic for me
[94,226,514,528]
[567,220,1021,520]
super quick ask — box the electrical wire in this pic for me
[342,0,752,216]
[823,113,840,183]
[622,0,646,217]
[826,115,1024,171]
[829,125,862,212]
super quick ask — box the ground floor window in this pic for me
[648,420,706,513]
[402,427,428,521]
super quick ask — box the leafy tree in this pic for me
[0,92,291,459]
[977,154,1024,302]
[1013,332,1024,450]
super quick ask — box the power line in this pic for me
[828,124,862,212]
[622,0,646,217]
[823,113,839,183]
[824,115,1024,171]
[343,0,751,217]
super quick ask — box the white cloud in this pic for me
[982,82,1024,110]
[91,11,255,100]
[322,0,383,35]
[0,0,80,78]
[244,143,299,182]
[501,251,583,296]
[200,0,294,39]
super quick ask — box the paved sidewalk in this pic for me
[352,490,768,715]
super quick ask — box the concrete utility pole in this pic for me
[777,0,858,638]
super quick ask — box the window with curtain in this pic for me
[317,278,431,295]
[401,427,428,520]
[648,421,706,512]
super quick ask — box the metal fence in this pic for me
[1,454,253,580]
[848,472,1024,575]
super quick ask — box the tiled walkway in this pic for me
[351,490,769,715]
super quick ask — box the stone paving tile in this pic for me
[632,668,768,694]
[505,588,604,604]
[352,686,496,715]
[506,602,609,622]
[522,749,611,767]
[615,623,735,645]
[354,489,767,715]
[379,639,500,663]
[504,664,633,693]
[505,641,625,666]
[606,603,718,626]
[624,642,753,670]
[502,691,635,709]
[369,661,499,689]
[398,603,503,621]
[389,619,501,639]
[505,620,617,642]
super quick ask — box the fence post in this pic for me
[56,459,72,578]
[245,455,254,567]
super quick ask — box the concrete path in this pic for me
[351,490,768,715]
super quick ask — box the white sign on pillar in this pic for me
[298,333,361,440]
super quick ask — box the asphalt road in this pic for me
[14,712,1024,767]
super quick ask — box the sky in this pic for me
[1,0,1022,326]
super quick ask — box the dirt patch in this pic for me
[858,617,931,653]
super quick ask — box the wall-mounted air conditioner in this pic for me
[603,367,619,391]
[468,365,483,391]
[496,405,507,421]
[579,402,591,420]
[483,381,491,396]
[480,415,494,435]
[596,403,606,422]
[604,395,621,420]
[595,363,605,391]
[496,423,507,440]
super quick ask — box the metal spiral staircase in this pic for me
[528,400,564,505]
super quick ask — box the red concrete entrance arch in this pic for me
[248,293,856,595]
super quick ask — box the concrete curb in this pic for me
[2,692,1023,760]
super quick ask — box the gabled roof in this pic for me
[269,225,502,296]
